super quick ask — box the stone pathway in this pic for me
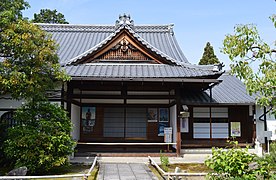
[97,163,158,180]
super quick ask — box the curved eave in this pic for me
[69,77,222,83]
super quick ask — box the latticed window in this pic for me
[0,111,15,128]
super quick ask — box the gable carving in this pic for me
[97,37,151,60]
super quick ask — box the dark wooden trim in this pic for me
[71,94,176,99]
[0,108,17,111]
[61,83,65,108]
[66,82,73,118]
[123,85,127,138]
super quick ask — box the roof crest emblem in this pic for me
[115,14,134,29]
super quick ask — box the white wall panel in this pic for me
[170,105,177,148]
[71,104,80,141]
[193,123,210,138]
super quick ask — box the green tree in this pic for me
[199,42,220,65]
[222,15,276,115]
[0,0,75,174]
[32,9,69,24]
[4,101,75,174]
[0,0,29,23]
[0,5,70,101]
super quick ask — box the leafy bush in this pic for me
[267,141,276,167]
[3,101,76,174]
[205,141,271,180]
[160,150,170,172]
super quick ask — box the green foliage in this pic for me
[160,150,170,172]
[32,9,69,24]
[3,101,76,174]
[265,141,276,168]
[199,42,220,65]
[0,0,29,24]
[205,141,271,180]
[0,1,70,101]
[0,0,74,175]
[222,16,276,116]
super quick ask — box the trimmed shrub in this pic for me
[4,101,75,174]
[205,141,271,179]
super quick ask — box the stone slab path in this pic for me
[97,163,158,180]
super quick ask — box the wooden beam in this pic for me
[71,94,176,99]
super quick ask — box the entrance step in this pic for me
[181,148,257,154]
[181,148,212,154]
[74,152,176,157]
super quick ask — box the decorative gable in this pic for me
[97,37,150,61]
[72,14,175,65]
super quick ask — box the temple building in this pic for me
[0,14,255,155]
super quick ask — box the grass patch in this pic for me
[0,164,99,180]
[150,163,210,173]
[150,163,210,180]
[167,163,211,173]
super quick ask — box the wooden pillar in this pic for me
[66,81,73,119]
[122,82,127,139]
[61,82,65,109]
[176,89,181,157]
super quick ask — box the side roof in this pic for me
[39,20,188,66]
[181,73,256,105]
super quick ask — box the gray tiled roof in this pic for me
[39,23,188,66]
[181,73,255,104]
[64,63,222,80]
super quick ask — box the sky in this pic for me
[23,0,275,70]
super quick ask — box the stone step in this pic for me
[74,152,176,157]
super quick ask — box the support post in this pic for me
[264,107,268,152]
[66,82,73,119]
[61,83,65,109]
[176,89,181,157]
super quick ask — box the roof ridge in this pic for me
[36,23,173,27]
[38,23,174,33]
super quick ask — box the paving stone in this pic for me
[97,163,158,180]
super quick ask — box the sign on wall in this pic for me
[267,120,276,140]
[158,108,169,136]
[159,108,169,122]
[164,127,172,143]
[82,107,96,134]
[231,122,241,137]
[147,108,157,122]
[181,117,189,133]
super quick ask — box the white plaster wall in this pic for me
[71,104,80,141]
[256,106,276,143]
[170,105,177,149]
